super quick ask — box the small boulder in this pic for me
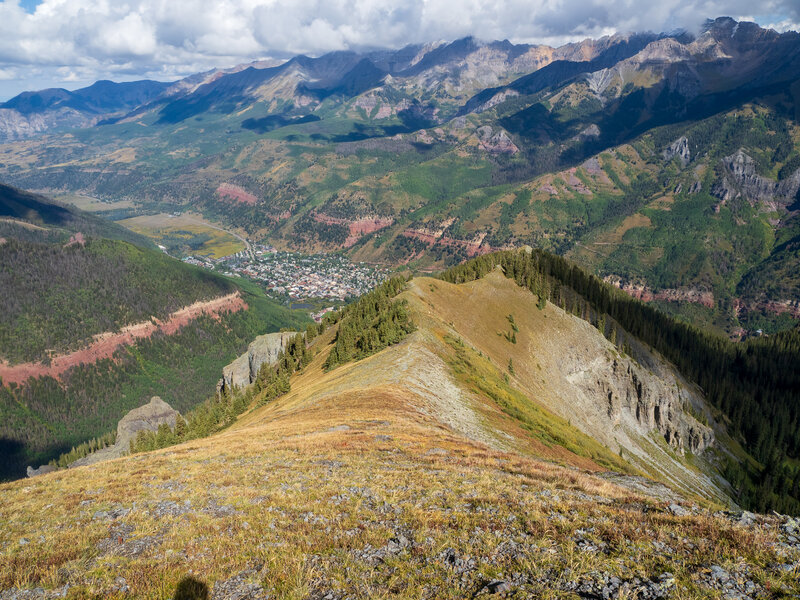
[667,503,690,517]
[26,464,57,478]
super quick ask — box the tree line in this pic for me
[323,276,415,369]
[441,249,800,514]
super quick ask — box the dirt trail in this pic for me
[0,293,247,386]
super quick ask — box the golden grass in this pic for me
[0,273,797,597]
[118,213,246,259]
[2,427,796,597]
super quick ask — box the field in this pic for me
[55,193,136,213]
[118,213,246,259]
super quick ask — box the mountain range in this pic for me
[2,17,800,593]
[1,18,798,338]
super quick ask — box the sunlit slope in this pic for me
[5,273,800,599]
[235,270,729,504]
[407,271,731,500]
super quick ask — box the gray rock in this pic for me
[738,511,756,526]
[782,517,798,535]
[712,149,800,209]
[0,584,70,599]
[668,503,690,517]
[710,565,730,583]
[211,568,269,600]
[580,124,601,138]
[425,448,448,456]
[485,580,513,594]
[26,464,57,478]
[92,506,130,521]
[69,397,180,468]
[218,331,300,394]
[664,136,690,166]
[152,500,192,519]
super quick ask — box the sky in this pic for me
[0,0,798,101]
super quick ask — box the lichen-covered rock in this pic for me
[218,332,299,394]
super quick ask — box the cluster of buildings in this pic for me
[184,245,390,303]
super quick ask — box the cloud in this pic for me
[0,0,798,98]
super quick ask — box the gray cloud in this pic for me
[0,0,798,98]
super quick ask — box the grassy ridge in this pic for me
[441,249,800,514]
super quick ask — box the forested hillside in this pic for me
[0,187,309,480]
[0,237,235,363]
[442,250,800,513]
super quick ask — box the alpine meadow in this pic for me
[1,4,800,599]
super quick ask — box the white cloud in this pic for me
[0,0,798,98]
[763,17,800,32]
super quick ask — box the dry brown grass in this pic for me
[0,275,797,598]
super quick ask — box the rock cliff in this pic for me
[69,397,180,468]
[712,149,800,210]
[217,331,299,394]
[594,354,713,455]
[663,136,690,166]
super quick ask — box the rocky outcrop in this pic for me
[663,136,690,167]
[555,316,715,461]
[475,89,520,112]
[603,358,713,454]
[475,126,519,154]
[69,397,180,468]
[218,332,299,394]
[712,149,800,210]
[578,124,600,139]
[26,464,57,478]
[604,276,714,308]
[0,107,97,141]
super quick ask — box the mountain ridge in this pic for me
[0,17,799,339]
[1,249,799,598]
